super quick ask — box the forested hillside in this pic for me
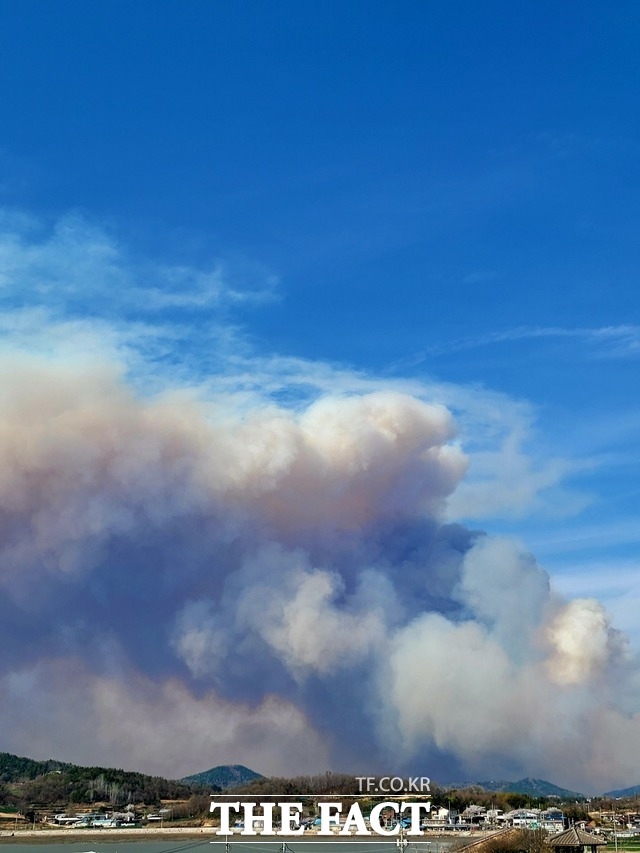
[0,751,215,809]
[0,752,71,781]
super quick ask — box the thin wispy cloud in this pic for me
[397,324,640,367]
[0,210,278,323]
[529,516,640,557]
[0,210,280,390]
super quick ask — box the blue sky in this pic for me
[1,2,640,784]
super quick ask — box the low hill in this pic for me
[181,764,263,789]
[230,772,357,796]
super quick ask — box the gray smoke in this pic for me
[0,352,636,792]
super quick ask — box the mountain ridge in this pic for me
[443,777,586,799]
[602,784,640,798]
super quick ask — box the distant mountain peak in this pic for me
[180,764,263,789]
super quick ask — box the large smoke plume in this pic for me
[0,352,637,792]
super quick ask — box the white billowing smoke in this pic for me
[0,353,638,790]
[545,598,625,685]
[388,613,519,758]
[385,538,632,785]
[455,536,551,661]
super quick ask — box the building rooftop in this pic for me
[548,827,606,847]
